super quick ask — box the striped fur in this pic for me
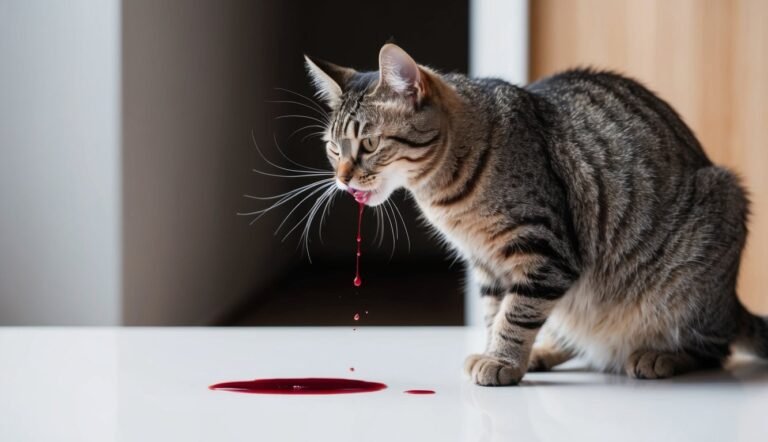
[306,44,762,385]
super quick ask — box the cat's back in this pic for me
[527,68,711,168]
[522,68,722,271]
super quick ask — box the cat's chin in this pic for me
[362,191,390,207]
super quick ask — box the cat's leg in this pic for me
[528,346,574,372]
[624,350,721,379]
[464,229,579,385]
[528,330,574,372]
[465,291,567,386]
[469,266,504,336]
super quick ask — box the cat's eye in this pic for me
[360,136,380,153]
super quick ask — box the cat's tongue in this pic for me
[349,188,371,204]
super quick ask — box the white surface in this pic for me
[2,327,768,442]
[0,1,121,324]
[470,0,529,83]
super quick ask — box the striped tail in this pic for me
[737,307,768,358]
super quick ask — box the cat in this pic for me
[303,43,765,385]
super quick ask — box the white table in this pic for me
[2,327,767,442]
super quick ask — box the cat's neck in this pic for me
[407,91,492,207]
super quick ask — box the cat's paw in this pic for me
[527,349,556,372]
[625,350,676,379]
[464,353,524,386]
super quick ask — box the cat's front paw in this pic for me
[464,353,524,386]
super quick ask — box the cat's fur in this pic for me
[305,44,767,385]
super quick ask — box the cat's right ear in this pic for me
[304,55,355,108]
[376,44,428,106]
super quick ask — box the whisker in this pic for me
[251,131,325,174]
[300,131,326,143]
[381,200,397,259]
[274,182,335,235]
[295,186,337,258]
[243,179,329,201]
[284,185,335,249]
[287,124,327,141]
[275,114,328,126]
[239,179,332,222]
[252,169,333,179]
[285,186,332,257]
[374,206,384,248]
[274,87,328,116]
[267,99,329,121]
[272,135,327,172]
[386,200,400,241]
[317,188,339,244]
[389,199,412,253]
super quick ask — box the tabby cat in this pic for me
[303,43,765,385]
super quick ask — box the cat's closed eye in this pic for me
[327,142,340,156]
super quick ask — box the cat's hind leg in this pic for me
[528,345,575,372]
[527,327,574,372]
[624,350,721,379]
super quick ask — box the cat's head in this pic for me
[305,44,451,206]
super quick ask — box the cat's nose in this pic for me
[337,161,354,184]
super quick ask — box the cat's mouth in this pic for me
[347,187,372,204]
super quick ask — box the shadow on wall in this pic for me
[122,0,470,326]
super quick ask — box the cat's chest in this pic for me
[419,204,495,258]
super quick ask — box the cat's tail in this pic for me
[735,307,768,358]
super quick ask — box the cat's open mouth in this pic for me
[347,187,372,204]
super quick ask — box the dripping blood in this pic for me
[353,200,364,287]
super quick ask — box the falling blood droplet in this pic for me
[353,313,360,321]
[353,201,364,287]
[349,367,355,372]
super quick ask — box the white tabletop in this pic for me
[2,327,767,442]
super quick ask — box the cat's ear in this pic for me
[377,44,427,104]
[304,55,355,108]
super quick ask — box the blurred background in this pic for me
[0,0,765,326]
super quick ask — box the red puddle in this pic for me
[404,389,436,395]
[209,378,387,395]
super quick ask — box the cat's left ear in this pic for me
[304,55,356,108]
[377,44,428,105]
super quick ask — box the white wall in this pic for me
[0,1,288,325]
[0,1,122,325]
[470,0,529,83]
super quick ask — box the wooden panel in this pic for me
[531,0,768,312]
